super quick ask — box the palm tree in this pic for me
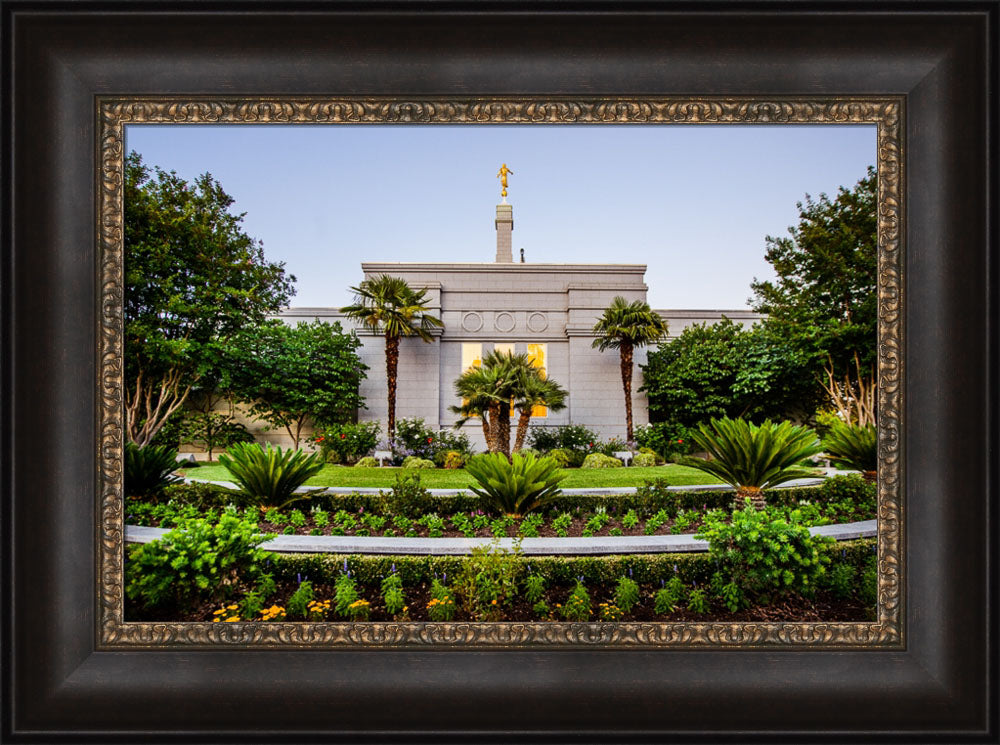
[451,350,567,457]
[512,371,567,454]
[591,297,669,442]
[341,275,443,438]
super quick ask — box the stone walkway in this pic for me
[125,519,876,555]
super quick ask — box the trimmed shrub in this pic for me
[314,421,380,465]
[441,450,466,469]
[550,448,585,468]
[634,422,692,459]
[528,424,600,454]
[402,456,436,469]
[354,456,379,468]
[631,452,658,467]
[582,453,623,469]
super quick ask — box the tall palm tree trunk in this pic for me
[481,417,492,451]
[513,408,532,452]
[497,402,512,458]
[486,401,502,453]
[385,332,400,439]
[619,342,634,442]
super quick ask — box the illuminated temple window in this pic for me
[460,343,482,412]
[526,343,548,417]
[493,342,515,356]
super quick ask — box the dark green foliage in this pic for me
[750,166,877,382]
[641,319,820,429]
[333,572,360,617]
[654,576,686,614]
[614,576,640,613]
[218,442,325,508]
[454,541,522,620]
[678,417,823,492]
[465,452,568,517]
[313,421,380,465]
[696,501,834,601]
[125,513,274,611]
[523,574,547,604]
[124,442,182,497]
[381,572,406,616]
[224,320,367,448]
[633,422,692,459]
[286,580,315,620]
[177,411,255,460]
[528,424,601,454]
[560,580,592,621]
[822,420,877,473]
[124,151,294,447]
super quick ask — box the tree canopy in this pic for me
[749,165,877,376]
[124,151,295,445]
[224,320,367,449]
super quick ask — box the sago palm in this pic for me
[341,274,443,439]
[592,297,668,441]
[822,419,877,481]
[218,442,325,509]
[677,417,823,509]
[465,451,567,517]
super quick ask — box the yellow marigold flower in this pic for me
[225,616,239,622]
[227,604,238,610]
[213,618,222,623]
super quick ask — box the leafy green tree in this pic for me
[124,152,294,446]
[512,372,568,454]
[641,318,822,428]
[225,320,367,448]
[591,297,669,441]
[750,166,877,380]
[340,275,442,438]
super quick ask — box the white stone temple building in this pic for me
[270,201,762,450]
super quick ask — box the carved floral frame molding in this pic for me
[97,97,903,648]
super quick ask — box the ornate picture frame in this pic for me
[4,4,993,740]
[99,96,902,649]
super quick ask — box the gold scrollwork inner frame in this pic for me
[98,96,903,648]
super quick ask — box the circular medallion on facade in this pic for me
[526,312,548,332]
[461,312,484,332]
[494,312,516,333]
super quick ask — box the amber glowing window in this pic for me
[460,343,483,413]
[526,343,548,417]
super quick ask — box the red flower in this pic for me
[340,434,346,440]
[427,437,433,443]
[677,439,683,443]
[588,443,593,448]
[315,436,325,442]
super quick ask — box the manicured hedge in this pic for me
[270,538,876,591]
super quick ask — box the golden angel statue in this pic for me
[497,163,513,198]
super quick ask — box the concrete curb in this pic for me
[181,476,827,496]
[125,519,876,556]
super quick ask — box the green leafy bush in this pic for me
[286,580,315,620]
[455,540,522,620]
[822,420,877,475]
[631,452,658,467]
[528,424,601,454]
[354,456,379,468]
[218,442,325,509]
[427,578,457,621]
[560,580,592,621]
[696,500,833,602]
[439,450,466,469]
[314,421,380,465]
[394,417,470,461]
[548,448,583,468]
[124,442,183,497]
[125,514,274,611]
[402,456,436,469]
[465,452,567,517]
[634,422,692,459]
[677,417,822,507]
[581,453,623,469]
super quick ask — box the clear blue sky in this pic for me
[125,124,875,310]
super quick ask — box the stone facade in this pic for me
[266,203,764,451]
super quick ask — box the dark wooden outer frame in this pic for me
[2,2,995,741]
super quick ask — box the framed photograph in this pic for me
[3,2,995,741]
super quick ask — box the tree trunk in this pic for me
[513,408,532,452]
[480,418,492,451]
[385,332,400,440]
[862,470,877,483]
[485,402,502,453]
[619,342,634,442]
[736,485,766,510]
[497,401,512,458]
[126,365,194,447]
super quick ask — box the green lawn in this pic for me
[178,462,725,489]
